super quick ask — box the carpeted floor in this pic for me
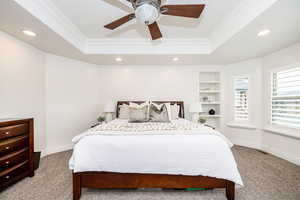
[0,146,300,200]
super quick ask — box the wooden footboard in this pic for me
[73,172,235,200]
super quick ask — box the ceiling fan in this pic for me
[104,0,205,40]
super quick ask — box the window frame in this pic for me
[233,75,250,123]
[269,64,300,130]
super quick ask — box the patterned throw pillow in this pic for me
[119,104,129,119]
[128,105,149,123]
[149,104,170,123]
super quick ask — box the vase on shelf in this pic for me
[208,109,216,115]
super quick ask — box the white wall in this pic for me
[45,54,102,155]
[222,59,263,149]
[0,31,46,152]
[261,42,300,165]
[45,63,222,154]
[97,66,221,119]
[222,43,300,166]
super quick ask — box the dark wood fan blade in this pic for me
[104,13,135,30]
[148,22,162,40]
[161,5,205,18]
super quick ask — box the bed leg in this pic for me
[226,181,235,200]
[73,173,81,200]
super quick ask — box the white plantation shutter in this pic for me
[271,67,300,128]
[234,77,249,121]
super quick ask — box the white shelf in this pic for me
[199,90,220,93]
[199,115,221,118]
[199,81,220,84]
[200,102,220,105]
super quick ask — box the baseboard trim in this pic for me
[262,145,300,166]
[43,143,73,157]
[232,138,261,150]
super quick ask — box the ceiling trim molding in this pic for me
[209,0,280,51]
[85,38,211,54]
[14,0,86,51]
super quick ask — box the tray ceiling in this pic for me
[50,0,240,39]
[0,0,299,65]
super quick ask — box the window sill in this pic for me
[263,125,300,140]
[226,123,256,130]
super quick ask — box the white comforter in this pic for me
[69,119,243,186]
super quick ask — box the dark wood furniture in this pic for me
[0,118,34,191]
[73,101,235,200]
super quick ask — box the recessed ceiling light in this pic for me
[257,29,271,37]
[173,57,179,61]
[115,57,123,62]
[22,30,37,37]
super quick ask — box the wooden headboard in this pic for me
[116,101,185,119]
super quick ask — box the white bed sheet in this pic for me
[69,119,243,186]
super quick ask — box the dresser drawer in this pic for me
[0,148,28,171]
[0,123,28,140]
[0,136,28,156]
[0,161,29,187]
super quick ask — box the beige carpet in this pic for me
[1,146,300,200]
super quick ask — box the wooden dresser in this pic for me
[0,118,34,191]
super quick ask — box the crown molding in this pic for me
[14,0,86,51]
[85,38,211,54]
[209,0,280,51]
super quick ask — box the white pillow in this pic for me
[150,102,172,121]
[119,104,129,119]
[171,104,180,120]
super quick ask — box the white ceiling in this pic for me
[0,0,299,65]
[50,0,240,39]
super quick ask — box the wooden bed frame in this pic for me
[72,101,235,200]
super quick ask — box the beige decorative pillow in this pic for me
[119,104,129,119]
[128,106,149,123]
[149,104,170,123]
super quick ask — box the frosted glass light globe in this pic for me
[135,4,159,25]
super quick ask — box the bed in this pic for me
[70,101,242,200]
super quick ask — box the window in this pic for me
[234,77,249,121]
[271,67,300,128]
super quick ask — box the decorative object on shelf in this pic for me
[202,96,209,102]
[208,109,216,115]
[104,102,115,122]
[189,102,203,123]
[198,117,207,124]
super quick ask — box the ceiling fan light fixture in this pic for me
[135,3,159,25]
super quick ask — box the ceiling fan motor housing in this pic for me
[134,0,161,25]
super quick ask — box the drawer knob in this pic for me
[5,161,10,165]
[5,131,10,135]
[5,176,10,179]
[5,146,10,150]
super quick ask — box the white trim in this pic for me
[263,125,300,140]
[227,123,256,130]
[43,143,73,157]
[14,0,86,51]
[262,144,300,166]
[85,38,211,55]
[210,0,280,51]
